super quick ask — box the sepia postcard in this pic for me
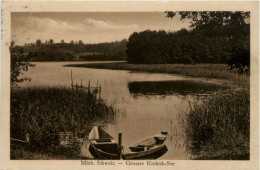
[1,1,259,170]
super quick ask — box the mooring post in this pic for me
[170,120,173,141]
[88,80,90,93]
[71,70,73,90]
[25,133,30,149]
[26,133,30,143]
[118,133,122,159]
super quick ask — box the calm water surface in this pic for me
[21,62,227,160]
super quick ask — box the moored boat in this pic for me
[122,132,168,160]
[88,126,119,159]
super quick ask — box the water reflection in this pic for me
[128,80,228,96]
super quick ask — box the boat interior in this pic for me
[129,135,166,152]
[93,142,118,154]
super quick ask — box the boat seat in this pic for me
[137,144,154,147]
[154,136,165,144]
[129,145,153,152]
[130,146,145,152]
[95,139,112,142]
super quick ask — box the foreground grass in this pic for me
[11,145,86,160]
[182,90,250,160]
[65,62,249,84]
[11,86,115,159]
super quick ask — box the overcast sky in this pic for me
[11,12,190,45]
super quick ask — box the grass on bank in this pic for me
[182,90,250,160]
[65,62,249,84]
[10,144,85,160]
[11,86,115,159]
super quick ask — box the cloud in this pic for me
[12,16,86,45]
[12,16,140,45]
[21,16,83,32]
[84,18,139,30]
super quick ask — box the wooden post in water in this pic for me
[118,133,122,159]
[71,70,73,90]
[76,83,78,92]
[99,86,101,99]
[88,81,90,93]
[170,120,173,141]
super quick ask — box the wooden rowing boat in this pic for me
[88,126,119,159]
[88,126,168,160]
[122,132,168,160]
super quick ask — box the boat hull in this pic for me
[88,126,119,159]
[122,144,166,159]
[122,134,168,160]
[88,126,168,160]
[89,143,119,160]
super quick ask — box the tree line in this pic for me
[126,25,249,64]
[11,39,127,61]
[21,39,127,55]
[127,11,250,73]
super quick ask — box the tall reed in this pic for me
[11,86,115,150]
[182,90,250,159]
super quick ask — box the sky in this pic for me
[11,12,190,45]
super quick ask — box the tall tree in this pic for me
[165,11,249,29]
[36,39,42,47]
[11,41,15,47]
[50,39,54,45]
[79,40,83,45]
[126,30,168,64]
[165,11,250,73]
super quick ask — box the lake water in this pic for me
[21,61,228,160]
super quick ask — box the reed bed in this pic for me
[10,145,85,160]
[11,86,115,152]
[65,62,249,84]
[182,90,250,159]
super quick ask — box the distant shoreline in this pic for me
[65,62,249,85]
[25,60,127,63]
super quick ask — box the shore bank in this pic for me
[65,62,249,84]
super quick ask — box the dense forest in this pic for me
[126,25,249,65]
